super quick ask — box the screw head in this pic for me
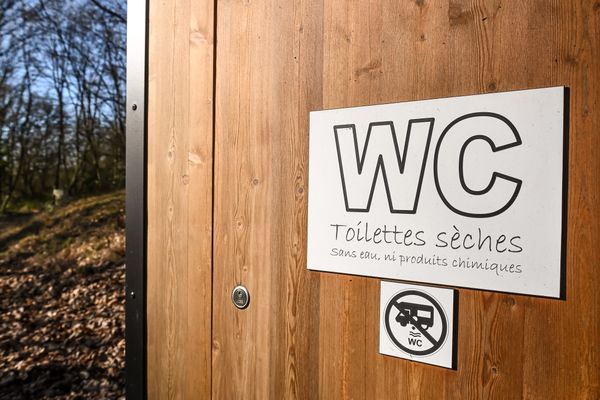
[132,103,138,111]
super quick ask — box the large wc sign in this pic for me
[307,87,567,298]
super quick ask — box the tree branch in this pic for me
[89,0,125,24]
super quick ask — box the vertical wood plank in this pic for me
[147,0,214,398]
[521,1,600,398]
[212,0,323,398]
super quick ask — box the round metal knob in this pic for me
[231,285,250,309]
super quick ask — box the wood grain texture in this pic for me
[212,0,322,398]
[146,0,599,398]
[211,0,599,399]
[147,0,214,398]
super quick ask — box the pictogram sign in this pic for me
[380,281,456,368]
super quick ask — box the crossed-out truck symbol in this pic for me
[395,301,434,330]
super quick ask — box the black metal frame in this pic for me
[125,0,148,399]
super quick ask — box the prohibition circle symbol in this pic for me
[384,290,448,356]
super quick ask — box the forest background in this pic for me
[1,0,126,212]
[0,1,126,398]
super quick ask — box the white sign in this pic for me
[308,87,566,298]
[380,281,456,368]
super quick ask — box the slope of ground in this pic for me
[0,192,125,400]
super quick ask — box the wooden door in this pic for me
[147,0,599,399]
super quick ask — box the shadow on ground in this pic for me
[0,192,125,400]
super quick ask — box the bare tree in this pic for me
[0,0,126,212]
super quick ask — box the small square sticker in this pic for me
[380,281,457,369]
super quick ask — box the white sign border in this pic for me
[379,281,457,369]
[307,86,568,299]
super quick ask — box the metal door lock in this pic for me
[231,285,250,309]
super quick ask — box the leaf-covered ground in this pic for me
[0,192,125,399]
